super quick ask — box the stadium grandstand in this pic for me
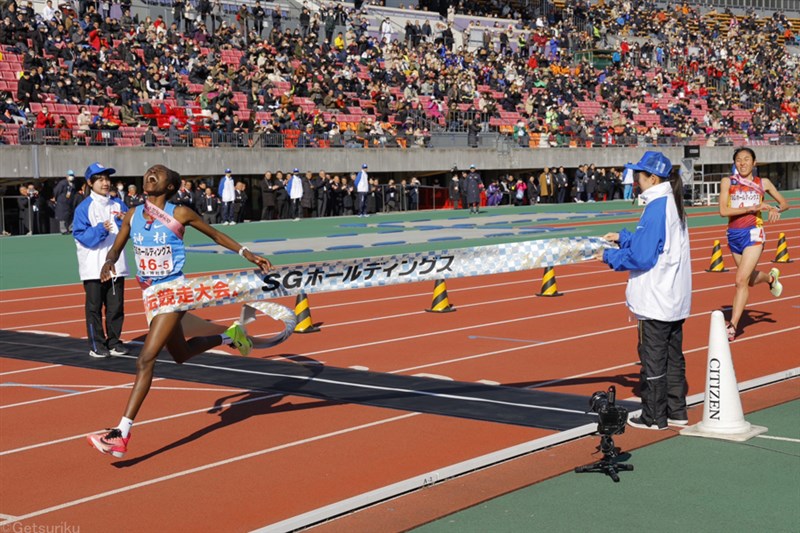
[1,0,799,233]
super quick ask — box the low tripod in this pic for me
[574,434,633,482]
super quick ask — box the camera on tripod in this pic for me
[575,385,633,482]
[588,386,628,436]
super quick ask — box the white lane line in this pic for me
[14,330,69,337]
[525,325,800,390]
[0,372,163,409]
[756,435,800,443]
[0,413,419,526]
[412,373,454,381]
[0,384,249,393]
[390,297,800,375]
[104,353,588,416]
[0,365,63,376]
[0,393,281,457]
[302,290,800,361]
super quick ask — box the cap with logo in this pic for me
[629,151,672,179]
[84,162,116,181]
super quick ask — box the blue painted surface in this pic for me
[372,241,407,247]
[273,249,315,255]
[326,244,365,250]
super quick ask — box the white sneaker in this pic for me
[768,268,782,297]
[667,417,689,426]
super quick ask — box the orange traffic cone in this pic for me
[772,233,792,263]
[425,279,456,313]
[705,240,728,272]
[536,266,563,297]
[293,291,320,333]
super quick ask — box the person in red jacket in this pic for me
[36,105,56,130]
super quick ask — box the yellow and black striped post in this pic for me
[536,266,563,297]
[294,291,320,333]
[772,233,792,263]
[425,279,456,313]
[705,240,728,272]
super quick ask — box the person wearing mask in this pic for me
[597,152,692,430]
[53,169,76,234]
[72,163,129,358]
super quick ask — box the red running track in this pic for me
[0,220,798,531]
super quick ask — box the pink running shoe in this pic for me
[87,428,130,458]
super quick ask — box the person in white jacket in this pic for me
[73,162,129,358]
[597,151,692,430]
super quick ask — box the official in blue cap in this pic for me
[597,150,692,431]
[72,160,128,360]
[85,162,116,182]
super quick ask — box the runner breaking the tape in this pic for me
[87,164,273,458]
[719,147,789,342]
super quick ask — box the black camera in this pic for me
[588,386,628,436]
[576,385,633,482]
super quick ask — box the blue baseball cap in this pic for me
[67,169,74,176]
[293,168,299,173]
[362,164,368,168]
[629,151,672,179]
[225,168,232,173]
[84,162,116,181]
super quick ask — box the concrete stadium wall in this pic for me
[2,145,800,187]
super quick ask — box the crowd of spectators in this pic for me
[8,160,637,236]
[0,0,798,148]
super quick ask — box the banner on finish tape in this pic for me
[141,237,614,345]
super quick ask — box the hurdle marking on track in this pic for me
[0,382,80,394]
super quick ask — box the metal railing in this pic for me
[6,127,799,149]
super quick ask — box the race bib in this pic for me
[749,226,765,243]
[135,244,174,278]
[732,190,760,208]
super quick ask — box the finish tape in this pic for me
[142,237,613,347]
